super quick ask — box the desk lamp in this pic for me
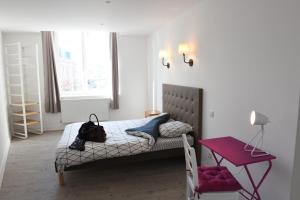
[244,111,270,157]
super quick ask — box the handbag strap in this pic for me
[89,114,100,126]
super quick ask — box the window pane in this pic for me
[55,31,111,98]
[56,31,84,93]
[84,32,111,97]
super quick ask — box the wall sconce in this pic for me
[159,50,170,69]
[178,43,193,67]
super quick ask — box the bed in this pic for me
[55,84,203,185]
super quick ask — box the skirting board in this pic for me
[0,141,10,189]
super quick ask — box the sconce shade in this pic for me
[159,50,168,58]
[178,43,189,54]
[250,111,269,126]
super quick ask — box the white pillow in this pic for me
[159,121,193,138]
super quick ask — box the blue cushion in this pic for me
[126,113,170,141]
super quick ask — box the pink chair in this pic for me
[182,134,242,200]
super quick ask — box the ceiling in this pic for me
[0,0,200,35]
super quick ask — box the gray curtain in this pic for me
[41,31,61,113]
[110,32,119,109]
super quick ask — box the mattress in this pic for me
[55,117,194,172]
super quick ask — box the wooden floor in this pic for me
[0,131,187,200]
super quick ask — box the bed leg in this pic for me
[58,172,65,186]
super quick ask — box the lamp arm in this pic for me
[244,129,262,151]
[182,53,187,63]
[261,125,264,148]
[245,125,269,157]
[162,57,170,68]
[182,53,193,67]
[251,131,264,155]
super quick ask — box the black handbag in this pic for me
[78,114,106,142]
[69,114,106,151]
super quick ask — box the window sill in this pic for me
[60,96,110,101]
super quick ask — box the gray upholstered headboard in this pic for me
[162,84,203,161]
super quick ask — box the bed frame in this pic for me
[57,84,203,185]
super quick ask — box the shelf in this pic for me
[28,128,43,135]
[9,84,21,87]
[6,53,19,56]
[6,42,43,139]
[12,111,39,117]
[10,102,38,106]
[10,74,20,77]
[13,132,28,139]
[5,43,20,47]
[7,63,34,68]
[7,64,20,66]
[10,94,22,97]
[14,119,39,126]
[23,63,35,67]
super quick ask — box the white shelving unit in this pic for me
[4,42,44,139]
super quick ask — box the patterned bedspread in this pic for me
[55,117,155,172]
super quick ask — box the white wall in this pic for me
[0,31,11,188]
[3,33,148,129]
[147,0,300,199]
[110,35,148,120]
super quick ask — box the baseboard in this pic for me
[44,129,64,132]
[0,141,10,189]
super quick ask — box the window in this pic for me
[55,31,111,98]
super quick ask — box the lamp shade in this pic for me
[159,50,167,58]
[250,111,269,126]
[178,43,189,54]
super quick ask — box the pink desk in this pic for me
[199,136,276,200]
